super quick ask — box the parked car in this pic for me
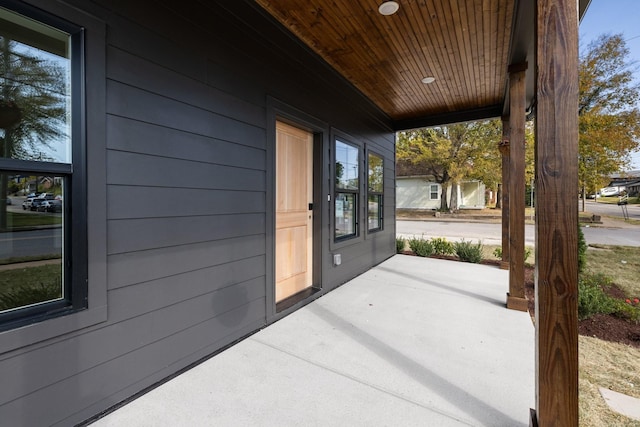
[22,197,35,210]
[30,198,46,211]
[38,193,56,200]
[5,197,11,205]
[40,199,62,213]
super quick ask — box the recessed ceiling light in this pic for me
[421,76,436,84]
[378,1,399,16]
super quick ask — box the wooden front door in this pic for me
[275,122,314,303]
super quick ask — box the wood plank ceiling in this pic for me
[255,0,515,128]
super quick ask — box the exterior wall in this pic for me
[396,177,440,209]
[460,181,486,208]
[0,1,396,426]
[397,177,486,210]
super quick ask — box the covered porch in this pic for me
[92,256,534,426]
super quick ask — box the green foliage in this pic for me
[616,301,640,323]
[454,240,483,263]
[579,34,640,194]
[396,237,405,254]
[7,212,62,227]
[577,273,640,322]
[0,278,61,311]
[430,237,454,256]
[408,237,434,257]
[578,225,587,274]
[578,273,618,320]
[492,246,532,263]
[396,120,505,211]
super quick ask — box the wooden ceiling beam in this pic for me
[392,104,502,131]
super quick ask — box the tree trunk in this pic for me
[440,182,449,211]
[496,183,502,209]
[580,186,586,212]
[450,182,459,211]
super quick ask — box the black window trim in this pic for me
[366,149,384,234]
[331,131,363,247]
[0,0,89,332]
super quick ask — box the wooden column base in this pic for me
[529,408,538,427]
[500,260,510,270]
[506,292,528,312]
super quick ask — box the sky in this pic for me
[579,0,640,171]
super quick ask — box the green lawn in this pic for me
[0,263,62,311]
[594,196,640,204]
[585,244,640,297]
[6,211,62,228]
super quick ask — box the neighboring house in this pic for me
[397,176,486,210]
[625,180,640,196]
[600,176,640,196]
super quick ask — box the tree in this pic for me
[397,120,503,211]
[579,33,640,210]
[1,36,68,229]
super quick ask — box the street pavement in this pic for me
[580,199,640,221]
[397,217,640,247]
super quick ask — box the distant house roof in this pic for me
[607,178,640,187]
[610,170,640,179]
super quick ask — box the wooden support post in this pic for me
[499,116,510,271]
[532,0,579,425]
[507,63,527,312]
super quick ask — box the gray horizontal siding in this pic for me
[107,81,266,148]
[107,46,266,127]
[106,151,265,190]
[107,186,265,219]
[108,234,265,289]
[108,213,265,254]
[107,116,266,170]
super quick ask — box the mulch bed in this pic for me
[523,265,640,349]
[402,251,640,349]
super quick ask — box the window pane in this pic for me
[430,184,439,199]
[0,172,64,313]
[335,192,356,239]
[0,7,72,163]
[367,194,381,231]
[368,153,383,193]
[335,140,358,190]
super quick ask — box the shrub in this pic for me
[430,237,455,256]
[492,246,532,263]
[493,247,502,259]
[396,237,406,254]
[616,301,640,323]
[578,224,587,274]
[454,240,483,263]
[408,237,434,257]
[524,247,532,263]
[577,273,618,320]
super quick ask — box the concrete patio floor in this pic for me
[91,255,535,426]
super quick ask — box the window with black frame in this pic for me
[367,152,383,232]
[0,5,85,328]
[334,139,359,240]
